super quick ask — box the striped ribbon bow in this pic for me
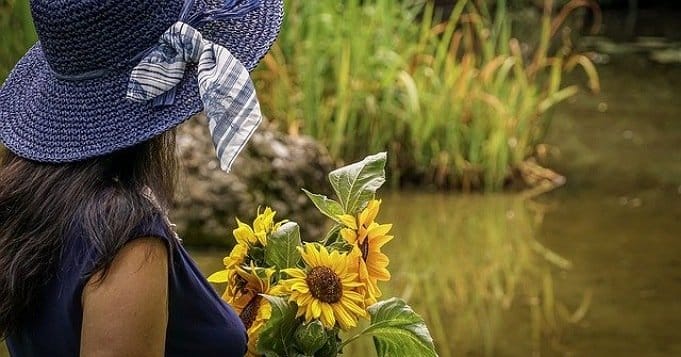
[127,21,261,172]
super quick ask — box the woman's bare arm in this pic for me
[81,237,169,357]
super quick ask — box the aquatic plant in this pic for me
[209,153,438,356]
[254,0,600,190]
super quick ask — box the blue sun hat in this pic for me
[0,0,283,172]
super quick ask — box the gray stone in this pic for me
[171,114,334,247]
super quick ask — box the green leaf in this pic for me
[343,298,438,357]
[294,320,328,355]
[302,189,345,223]
[250,246,266,265]
[257,296,299,357]
[265,222,302,271]
[328,152,387,214]
[321,225,341,245]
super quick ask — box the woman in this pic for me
[0,0,283,356]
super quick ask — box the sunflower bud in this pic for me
[294,320,327,355]
[314,328,342,357]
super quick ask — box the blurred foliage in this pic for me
[438,0,572,9]
[0,0,600,192]
[338,193,589,356]
[0,0,35,80]
[254,0,599,191]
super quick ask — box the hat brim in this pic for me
[202,0,284,72]
[0,0,283,163]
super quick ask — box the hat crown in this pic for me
[31,0,183,76]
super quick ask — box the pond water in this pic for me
[198,49,680,356]
[2,15,680,357]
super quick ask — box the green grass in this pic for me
[254,0,599,191]
[0,0,35,80]
[0,0,599,191]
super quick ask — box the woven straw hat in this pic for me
[0,0,283,163]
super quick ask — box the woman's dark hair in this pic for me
[0,130,178,338]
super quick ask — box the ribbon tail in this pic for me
[152,86,178,107]
[127,55,187,103]
[213,99,262,172]
[198,44,262,172]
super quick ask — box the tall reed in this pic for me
[254,0,599,190]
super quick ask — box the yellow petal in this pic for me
[357,260,370,280]
[233,224,257,246]
[281,268,307,279]
[291,282,310,293]
[371,252,390,266]
[343,290,366,304]
[300,244,320,267]
[370,234,394,249]
[310,299,322,319]
[299,293,313,307]
[359,199,381,227]
[333,304,358,331]
[255,231,268,246]
[364,294,378,306]
[366,279,382,298]
[268,284,285,296]
[342,280,364,289]
[340,298,367,317]
[317,245,332,266]
[254,207,277,233]
[366,223,392,239]
[259,302,272,320]
[340,228,358,245]
[368,264,391,281]
[320,303,336,328]
[338,214,358,230]
[207,270,230,283]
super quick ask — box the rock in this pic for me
[171,113,335,247]
[650,48,681,65]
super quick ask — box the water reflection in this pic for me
[349,193,583,356]
[196,192,584,357]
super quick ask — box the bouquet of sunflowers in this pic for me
[208,153,438,357]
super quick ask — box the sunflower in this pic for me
[338,199,393,305]
[207,242,248,288]
[221,265,280,357]
[280,244,366,330]
[208,207,283,286]
[234,207,282,247]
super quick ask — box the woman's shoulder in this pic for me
[128,210,182,246]
[60,207,179,280]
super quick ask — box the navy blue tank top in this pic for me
[6,213,247,356]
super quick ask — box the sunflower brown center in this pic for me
[239,295,262,330]
[360,239,370,262]
[233,274,249,294]
[306,266,343,303]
